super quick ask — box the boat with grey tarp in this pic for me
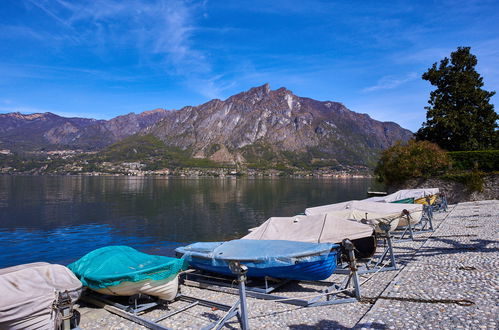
[0,262,82,330]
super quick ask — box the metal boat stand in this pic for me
[433,194,448,212]
[395,207,434,241]
[57,291,79,330]
[81,290,245,330]
[181,240,362,308]
[337,224,397,274]
[228,261,250,330]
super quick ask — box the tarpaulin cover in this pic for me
[0,262,82,330]
[68,246,187,290]
[176,239,336,267]
[176,239,339,280]
[305,200,423,228]
[364,188,439,203]
[243,214,374,243]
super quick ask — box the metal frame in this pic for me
[394,193,449,241]
[343,226,397,274]
[181,241,362,308]
[81,292,244,330]
[433,194,448,212]
[228,261,250,330]
[57,291,77,330]
[395,207,434,240]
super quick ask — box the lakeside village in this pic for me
[0,149,371,178]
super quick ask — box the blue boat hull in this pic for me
[183,250,338,281]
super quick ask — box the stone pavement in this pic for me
[77,200,498,329]
[358,200,498,329]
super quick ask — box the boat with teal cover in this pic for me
[68,246,187,300]
[175,239,339,281]
[391,198,415,204]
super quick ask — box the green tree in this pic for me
[416,47,498,151]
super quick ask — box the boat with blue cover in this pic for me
[175,239,339,281]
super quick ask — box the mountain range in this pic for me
[0,84,413,167]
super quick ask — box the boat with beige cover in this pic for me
[305,200,424,231]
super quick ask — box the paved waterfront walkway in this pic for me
[77,200,498,329]
[357,200,498,329]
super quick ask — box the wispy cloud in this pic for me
[392,39,499,91]
[0,62,157,83]
[362,73,418,92]
[19,0,227,98]
[25,0,72,28]
[0,25,46,41]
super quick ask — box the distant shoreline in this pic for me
[0,172,374,178]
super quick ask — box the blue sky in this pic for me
[0,0,498,131]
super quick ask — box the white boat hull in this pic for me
[94,275,179,301]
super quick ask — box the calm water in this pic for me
[0,176,375,268]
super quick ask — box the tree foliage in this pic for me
[416,47,498,151]
[449,150,499,172]
[375,140,450,185]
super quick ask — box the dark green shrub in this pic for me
[375,140,451,185]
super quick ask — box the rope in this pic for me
[59,311,74,320]
[360,296,474,306]
[263,286,351,303]
[358,260,390,285]
[261,259,391,303]
[409,262,479,271]
[359,205,474,308]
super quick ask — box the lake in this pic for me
[0,175,376,268]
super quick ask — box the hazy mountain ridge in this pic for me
[0,112,99,150]
[0,84,413,167]
[0,109,169,150]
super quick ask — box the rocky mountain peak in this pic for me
[229,83,272,104]
[274,86,290,94]
[139,108,168,117]
[251,83,271,95]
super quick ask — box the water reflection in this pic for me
[0,176,373,267]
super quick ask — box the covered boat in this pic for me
[364,188,440,205]
[305,200,424,229]
[175,239,338,281]
[68,246,187,301]
[243,214,376,258]
[0,262,82,330]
